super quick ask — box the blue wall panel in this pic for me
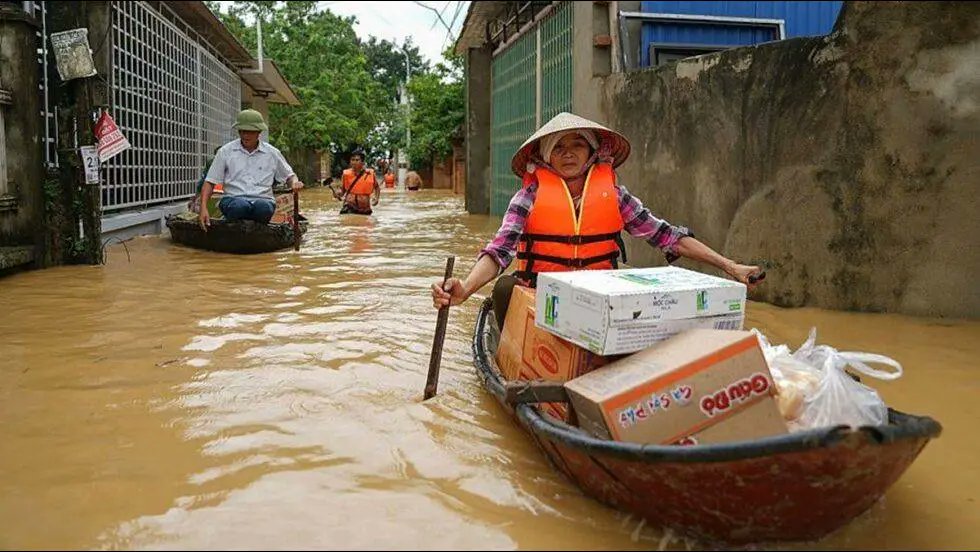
[639,1,843,66]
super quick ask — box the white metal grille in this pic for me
[104,1,241,212]
[200,48,242,156]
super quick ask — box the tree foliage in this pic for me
[360,37,429,103]
[405,51,464,170]
[209,1,388,155]
[208,1,464,172]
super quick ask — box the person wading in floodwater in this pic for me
[334,149,381,215]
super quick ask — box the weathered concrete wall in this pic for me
[0,5,44,263]
[452,143,466,196]
[571,1,606,121]
[464,46,492,214]
[283,147,321,187]
[431,156,453,189]
[600,1,980,318]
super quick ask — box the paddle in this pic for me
[292,189,300,251]
[424,256,456,400]
[325,182,340,200]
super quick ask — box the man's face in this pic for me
[238,130,260,149]
[350,155,364,172]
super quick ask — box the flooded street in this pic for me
[1,189,977,550]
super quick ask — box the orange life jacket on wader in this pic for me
[384,172,395,188]
[342,168,376,196]
[515,163,626,286]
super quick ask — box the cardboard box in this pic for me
[495,286,615,420]
[269,192,295,224]
[564,329,788,445]
[536,267,746,355]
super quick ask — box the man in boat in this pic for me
[198,109,304,230]
[430,112,765,324]
[334,149,380,214]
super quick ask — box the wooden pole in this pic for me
[292,190,300,251]
[424,256,455,400]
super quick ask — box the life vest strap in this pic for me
[519,231,622,246]
[515,250,621,269]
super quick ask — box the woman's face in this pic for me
[548,133,592,179]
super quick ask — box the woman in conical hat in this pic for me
[431,112,763,322]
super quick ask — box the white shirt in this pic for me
[205,139,295,199]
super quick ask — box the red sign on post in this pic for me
[93,111,131,162]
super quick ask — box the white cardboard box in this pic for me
[535,267,747,355]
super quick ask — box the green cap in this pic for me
[233,109,268,132]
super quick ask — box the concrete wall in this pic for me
[0,5,43,266]
[571,1,609,120]
[431,156,453,189]
[464,46,492,214]
[283,147,323,187]
[416,167,432,189]
[452,143,466,196]
[599,1,980,318]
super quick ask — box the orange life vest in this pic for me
[516,164,625,286]
[343,168,376,195]
[384,172,395,187]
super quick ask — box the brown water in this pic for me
[0,189,977,550]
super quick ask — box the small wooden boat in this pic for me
[471,298,941,545]
[165,214,308,254]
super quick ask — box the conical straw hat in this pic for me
[510,112,631,177]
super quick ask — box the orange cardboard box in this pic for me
[564,329,788,445]
[269,192,295,224]
[495,286,615,420]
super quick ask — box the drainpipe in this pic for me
[240,18,264,74]
[609,1,622,73]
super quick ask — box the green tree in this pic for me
[209,1,388,155]
[405,51,464,170]
[360,37,429,102]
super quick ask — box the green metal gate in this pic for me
[490,2,573,216]
[540,3,573,122]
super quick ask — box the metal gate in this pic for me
[489,1,573,216]
[104,1,240,212]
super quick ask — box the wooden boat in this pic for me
[165,214,308,254]
[471,297,941,545]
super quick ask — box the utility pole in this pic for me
[405,47,411,154]
[399,44,412,189]
[48,1,110,264]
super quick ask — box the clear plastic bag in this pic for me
[754,328,903,431]
[755,331,821,428]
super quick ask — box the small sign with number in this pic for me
[80,145,100,184]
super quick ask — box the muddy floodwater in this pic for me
[1,189,976,550]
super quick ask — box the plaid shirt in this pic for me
[479,182,692,270]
